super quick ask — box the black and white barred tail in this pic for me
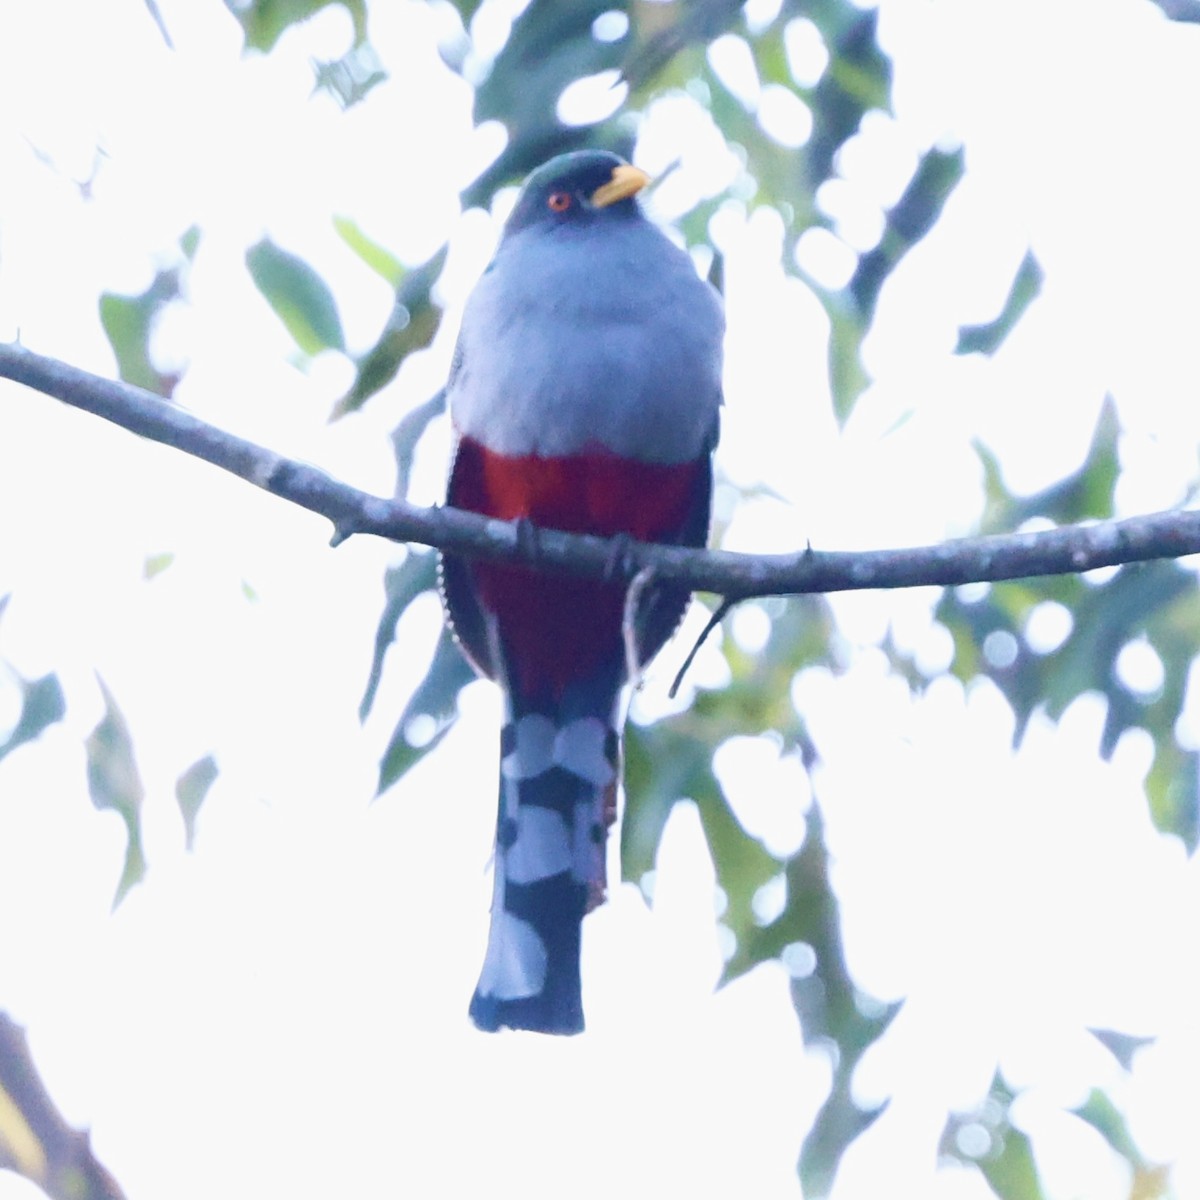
[469,712,620,1035]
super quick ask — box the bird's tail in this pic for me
[470,702,621,1035]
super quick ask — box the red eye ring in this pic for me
[547,191,573,213]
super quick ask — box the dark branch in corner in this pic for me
[0,1012,127,1200]
[4,341,1200,598]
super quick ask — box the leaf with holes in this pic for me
[942,1075,1048,1200]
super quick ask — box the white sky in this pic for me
[1,1,1200,1198]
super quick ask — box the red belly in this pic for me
[449,437,700,699]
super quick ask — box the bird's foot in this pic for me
[513,515,542,563]
[603,531,636,583]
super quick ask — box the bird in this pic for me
[440,149,724,1034]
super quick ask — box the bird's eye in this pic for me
[547,191,573,213]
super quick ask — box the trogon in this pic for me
[441,150,724,1035]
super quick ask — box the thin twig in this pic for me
[669,597,736,698]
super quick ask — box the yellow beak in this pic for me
[590,163,651,208]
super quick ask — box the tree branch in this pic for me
[3,340,1199,598]
[0,1013,127,1200]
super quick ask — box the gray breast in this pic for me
[450,220,723,464]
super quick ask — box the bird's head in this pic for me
[503,151,651,238]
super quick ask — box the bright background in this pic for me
[2,1,1200,1197]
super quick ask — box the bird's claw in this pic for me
[603,531,636,583]
[513,515,541,562]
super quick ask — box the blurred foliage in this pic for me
[848,144,963,319]
[99,225,199,398]
[313,42,387,108]
[1150,0,1200,22]
[85,680,147,907]
[176,753,219,852]
[957,249,1044,356]
[359,549,439,719]
[226,0,366,52]
[246,236,347,356]
[934,398,1200,849]
[941,1074,1048,1200]
[625,595,904,1194]
[0,597,65,766]
[11,1,1195,1197]
[941,1068,1172,1200]
[375,625,476,793]
[143,551,176,580]
[333,247,447,418]
[0,672,64,767]
[1071,1089,1172,1198]
[1090,1026,1156,1072]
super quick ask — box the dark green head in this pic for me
[503,150,651,237]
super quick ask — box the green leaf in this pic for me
[624,721,780,968]
[143,552,175,580]
[931,403,1194,804]
[622,724,697,887]
[333,246,446,417]
[979,1126,1044,1200]
[937,559,1196,785]
[376,627,475,794]
[800,1074,889,1200]
[392,390,447,502]
[0,672,66,765]
[333,215,406,287]
[1144,737,1199,850]
[313,42,387,108]
[98,223,198,397]
[1089,1027,1155,1071]
[1072,1089,1147,1169]
[85,680,146,907]
[622,0,744,90]
[99,268,184,398]
[957,250,1044,356]
[1002,395,1119,529]
[1147,0,1200,22]
[359,550,439,721]
[175,755,218,852]
[245,237,346,356]
[624,595,891,1200]
[942,1075,1048,1200]
[226,0,367,53]
[179,223,202,260]
[822,288,871,426]
[475,0,620,127]
[787,805,900,1197]
[805,8,893,189]
[439,0,485,25]
[849,145,965,320]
